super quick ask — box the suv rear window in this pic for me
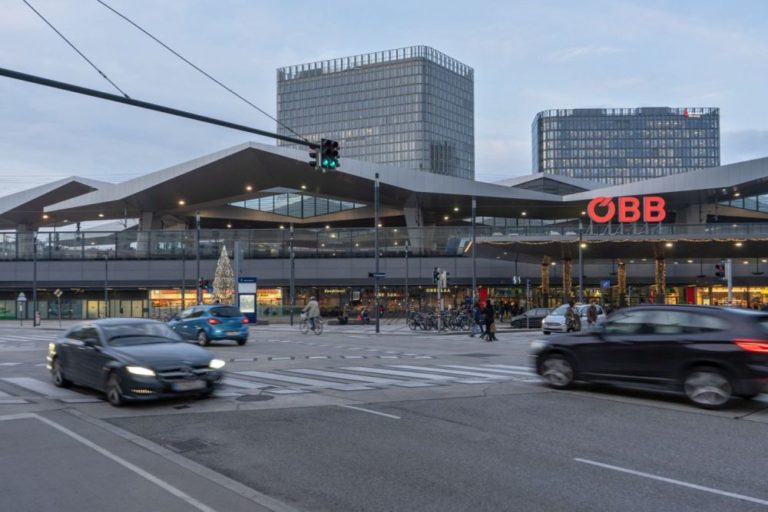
[210,306,242,318]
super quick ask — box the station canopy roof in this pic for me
[14,141,768,226]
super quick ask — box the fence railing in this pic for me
[2,223,766,261]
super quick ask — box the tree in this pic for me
[212,245,235,304]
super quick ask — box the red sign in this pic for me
[587,196,666,224]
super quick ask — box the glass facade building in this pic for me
[277,46,475,179]
[532,107,720,185]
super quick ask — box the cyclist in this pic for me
[302,296,321,331]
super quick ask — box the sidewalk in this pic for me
[0,318,535,335]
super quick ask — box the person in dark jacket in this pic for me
[483,300,497,341]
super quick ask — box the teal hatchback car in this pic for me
[168,305,249,346]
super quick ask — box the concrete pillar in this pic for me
[654,257,666,304]
[403,202,427,255]
[16,224,35,259]
[562,258,572,300]
[540,256,550,307]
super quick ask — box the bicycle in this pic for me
[299,315,323,335]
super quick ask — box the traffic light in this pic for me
[715,263,725,279]
[320,139,340,171]
[308,143,320,169]
[433,267,440,284]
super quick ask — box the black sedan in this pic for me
[46,318,225,406]
[530,305,768,409]
[510,308,551,329]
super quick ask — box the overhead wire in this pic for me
[21,0,131,99]
[95,0,310,144]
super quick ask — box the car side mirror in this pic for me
[83,337,99,347]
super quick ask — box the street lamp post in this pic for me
[104,253,109,317]
[32,233,37,327]
[289,223,295,326]
[578,221,584,303]
[471,196,477,304]
[374,172,380,334]
[195,211,201,304]
[404,240,410,317]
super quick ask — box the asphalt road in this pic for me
[1,323,767,511]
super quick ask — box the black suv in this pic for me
[530,305,768,409]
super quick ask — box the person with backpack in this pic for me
[483,300,497,341]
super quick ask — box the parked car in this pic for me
[168,305,249,346]
[541,303,607,334]
[510,308,552,328]
[530,305,768,409]
[46,319,225,406]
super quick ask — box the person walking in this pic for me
[302,296,321,331]
[470,301,483,338]
[587,300,598,328]
[483,300,497,341]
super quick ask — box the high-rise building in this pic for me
[277,46,475,179]
[532,107,720,185]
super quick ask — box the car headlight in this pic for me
[126,366,156,377]
[209,359,226,369]
[530,339,550,351]
[48,343,56,355]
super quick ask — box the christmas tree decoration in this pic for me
[213,245,235,304]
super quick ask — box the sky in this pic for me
[1,0,767,195]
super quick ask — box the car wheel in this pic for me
[51,358,72,388]
[236,338,247,346]
[197,330,210,346]
[543,331,551,335]
[683,366,733,409]
[106,374,124,407]
[539,353,575,389]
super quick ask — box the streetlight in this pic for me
[578,221,584,303]
[374,173,380,334]
[404,239,410,316]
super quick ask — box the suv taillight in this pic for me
[207,318,221,325]
[733,339,768,353]
[241,317,249,324]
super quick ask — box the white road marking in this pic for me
[221,377,273,390]
[236,371,372,391]
[268,356,293,361]
[340,367,453,381]
[286,368,433,388]
[0,389,28,404]
[485,364,535,371]
[340,405,400,420]
[307,356,329,359]
[2,413,222,512]
[2,377,101,402]
[391,365,511,380]
[575,458,768,506]
[341,355,366,359]
[0,362,22,366]
[441,365,535,376]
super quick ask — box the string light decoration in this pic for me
[617,259,626,295]
[655,257,666,302]
[562,258,572,299]
[541,256,550,297]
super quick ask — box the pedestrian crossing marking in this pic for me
[391,365,511,380]
[285,368,434,388]
[237,370,373,391]
[2,377,101,402]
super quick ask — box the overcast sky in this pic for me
[1,0,767,194]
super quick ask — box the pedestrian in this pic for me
[587,300,598,328]
[470,301,482,337]
[565,300,580,332]
[483,300,497,341]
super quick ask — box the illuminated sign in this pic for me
[587,196,666,224]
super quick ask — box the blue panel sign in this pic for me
[601,279,611,289]
[238,277,257,283]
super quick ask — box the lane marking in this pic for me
[2,377,101,402]
[340,405,400,420]
[0,413,220,512]
[575,458,768,506]
[237,370,372,391]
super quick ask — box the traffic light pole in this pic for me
[374,173,380,334]
[471,196,477,305]
[196,211,201,304]
[289,223,295,326]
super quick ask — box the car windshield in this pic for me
[210,306,242,318]
[552,305,570,315]
[102,323,182,346]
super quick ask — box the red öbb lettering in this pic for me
[587,196,666,223]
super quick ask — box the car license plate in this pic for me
[173,380,206,391]
[227,331,240,336]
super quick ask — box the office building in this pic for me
[532,107,720,185]
[276,46,475,179]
